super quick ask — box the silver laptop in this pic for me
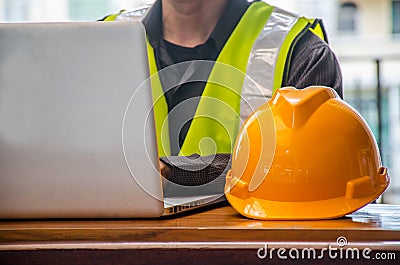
[0,21,224,218]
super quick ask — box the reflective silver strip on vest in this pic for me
[240,7,300,124]
[116,5,301,125]
[114,5,151,21]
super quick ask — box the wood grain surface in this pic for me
[1,204,400,247]
[1,204,400,264]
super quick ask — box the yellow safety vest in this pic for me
[104,1,327,157]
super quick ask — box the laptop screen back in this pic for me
[0,22,164,218]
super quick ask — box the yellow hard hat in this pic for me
[225,86,389,220]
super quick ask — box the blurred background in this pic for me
[1,0,399,203]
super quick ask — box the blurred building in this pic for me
[332,0,400,204]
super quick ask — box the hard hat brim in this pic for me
[225,173,389,220]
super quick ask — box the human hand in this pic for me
[159,160,172,179]
[159,160,172,189]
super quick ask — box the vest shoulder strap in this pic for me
[101,10,125,21]
[101,5,151,21]
[308,18,329,43]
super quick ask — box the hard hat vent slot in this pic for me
[376,167,389,185]
[378,166,386,175]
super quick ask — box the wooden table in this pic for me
[1,203,399,264]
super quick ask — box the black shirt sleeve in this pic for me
[160,154,230,186]
[284,30,343,98]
